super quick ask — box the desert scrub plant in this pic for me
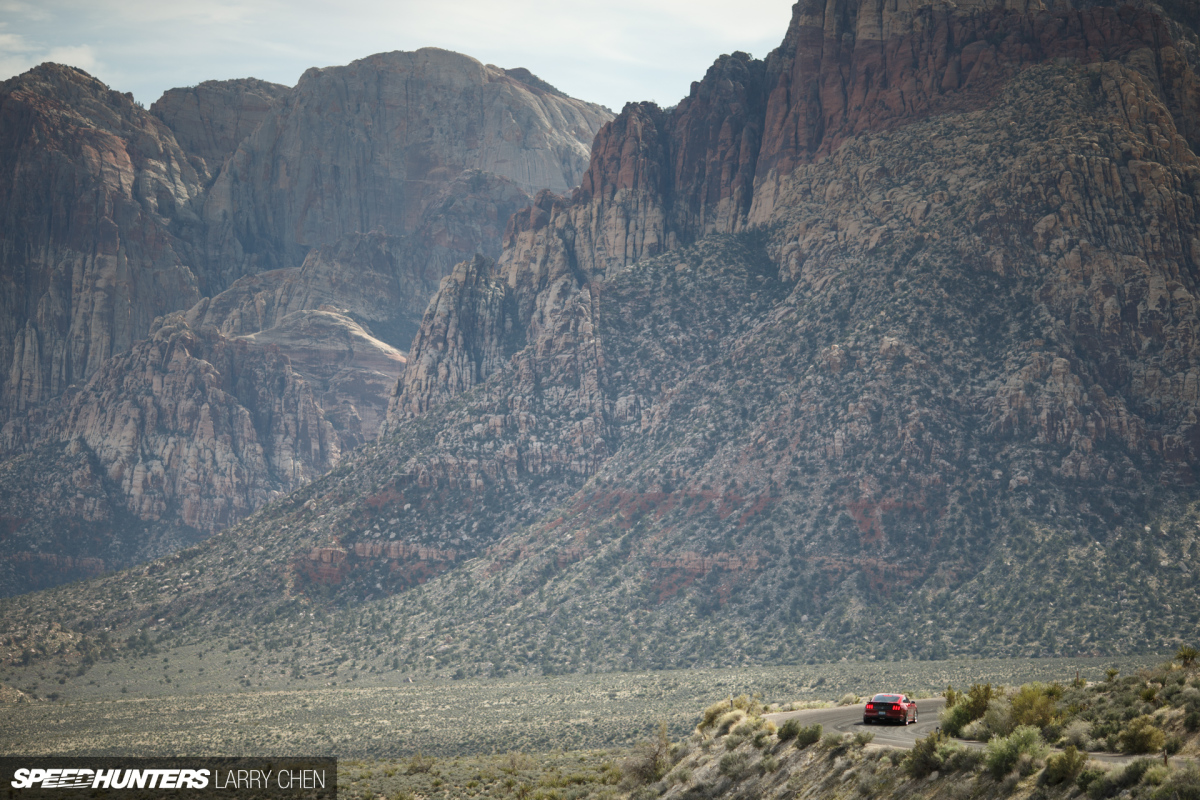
[758,753,780,774]
[714,709,747,736]
[622,722,672,786]
[1081,758,1155,799]
[905,730,949,779]
[1120,715,1165,754]
[1176,645,1198,668]
[1039,745,1088,786]
[940,682,1000,736]
[984,725,1047,778]
[794,723,822,749]
[776,718,802,741]
[1009,682,1063,733]
[718,752,750,779]
[1062,719,1092,749]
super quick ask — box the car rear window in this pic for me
[872,694,901,702]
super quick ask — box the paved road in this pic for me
[765,697,947,750]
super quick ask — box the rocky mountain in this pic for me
[2,0,1200,676]
[0,53,611,596]
[150,78,290,180]
[0,64,207,426]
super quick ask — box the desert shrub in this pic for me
[1040,745,1088,786]
[794,724,822,749]
[698,695,766,732]
[406,752,435,775]
[941,683,999,736]
[1062,719,1092,749]
[985,725,1048,779]
[758,754,780,774]
[1186,711,1200,732]
[1177,645,1198,667]
[1146,765,1200,800]
[981,696,1016,739]
[1143,765,1170,786]
[964,683,1000,718]
[1010,683,1061,732]
[718,752,750,779]
[853,730,875,747]
[1120,715,1165,754]
[942,746,984,773]
[714,710,746,736]
[838,693,859,706]
[752,728,775,749]
[668,766,692,786]
[622,723,672,786]
[940,702,975,737]
[906,730,949,778]
[1076,766,1107,794]
[944,685,963,708]
[1085,759,1155,799]
[777,719,802,741]
[820,732,846,750]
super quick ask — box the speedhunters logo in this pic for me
[1,759,336,798]
[11,768,211,789]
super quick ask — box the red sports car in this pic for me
[863,693,917,725]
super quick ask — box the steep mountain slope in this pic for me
[2,0,1199,671]
[0,54,611,596]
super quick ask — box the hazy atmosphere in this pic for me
[0,0,792,110]
[3,0,1200,797]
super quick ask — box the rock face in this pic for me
[339,0,1200,665]
[150,78,290,179]
[0,64,206,425]
[201,47,612,290]
[0,53,610,596]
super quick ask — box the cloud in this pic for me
[44,44,98,72]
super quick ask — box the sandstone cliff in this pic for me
[150,77,290,180]
[0,64,206,425]
[200,47,612,290]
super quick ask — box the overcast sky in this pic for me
[0,0,794,112]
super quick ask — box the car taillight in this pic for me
[865,704,873,710]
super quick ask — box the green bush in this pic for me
[1041,745,1088,786]
[1177,645,1198,667]
[1076,767,1107,794]
[1010,683,1061,731]
[906,731,947,778]
[1085,759,1155,799]
[776,719,802,741]
[718,752,750,779]
[985,725,1047,779]
[794,723,822,749]
[1120,715,1165,754]
[1146,765,1200,800]
[758,754,780,774]
[941,683,998,736]
[940,702,975,737]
